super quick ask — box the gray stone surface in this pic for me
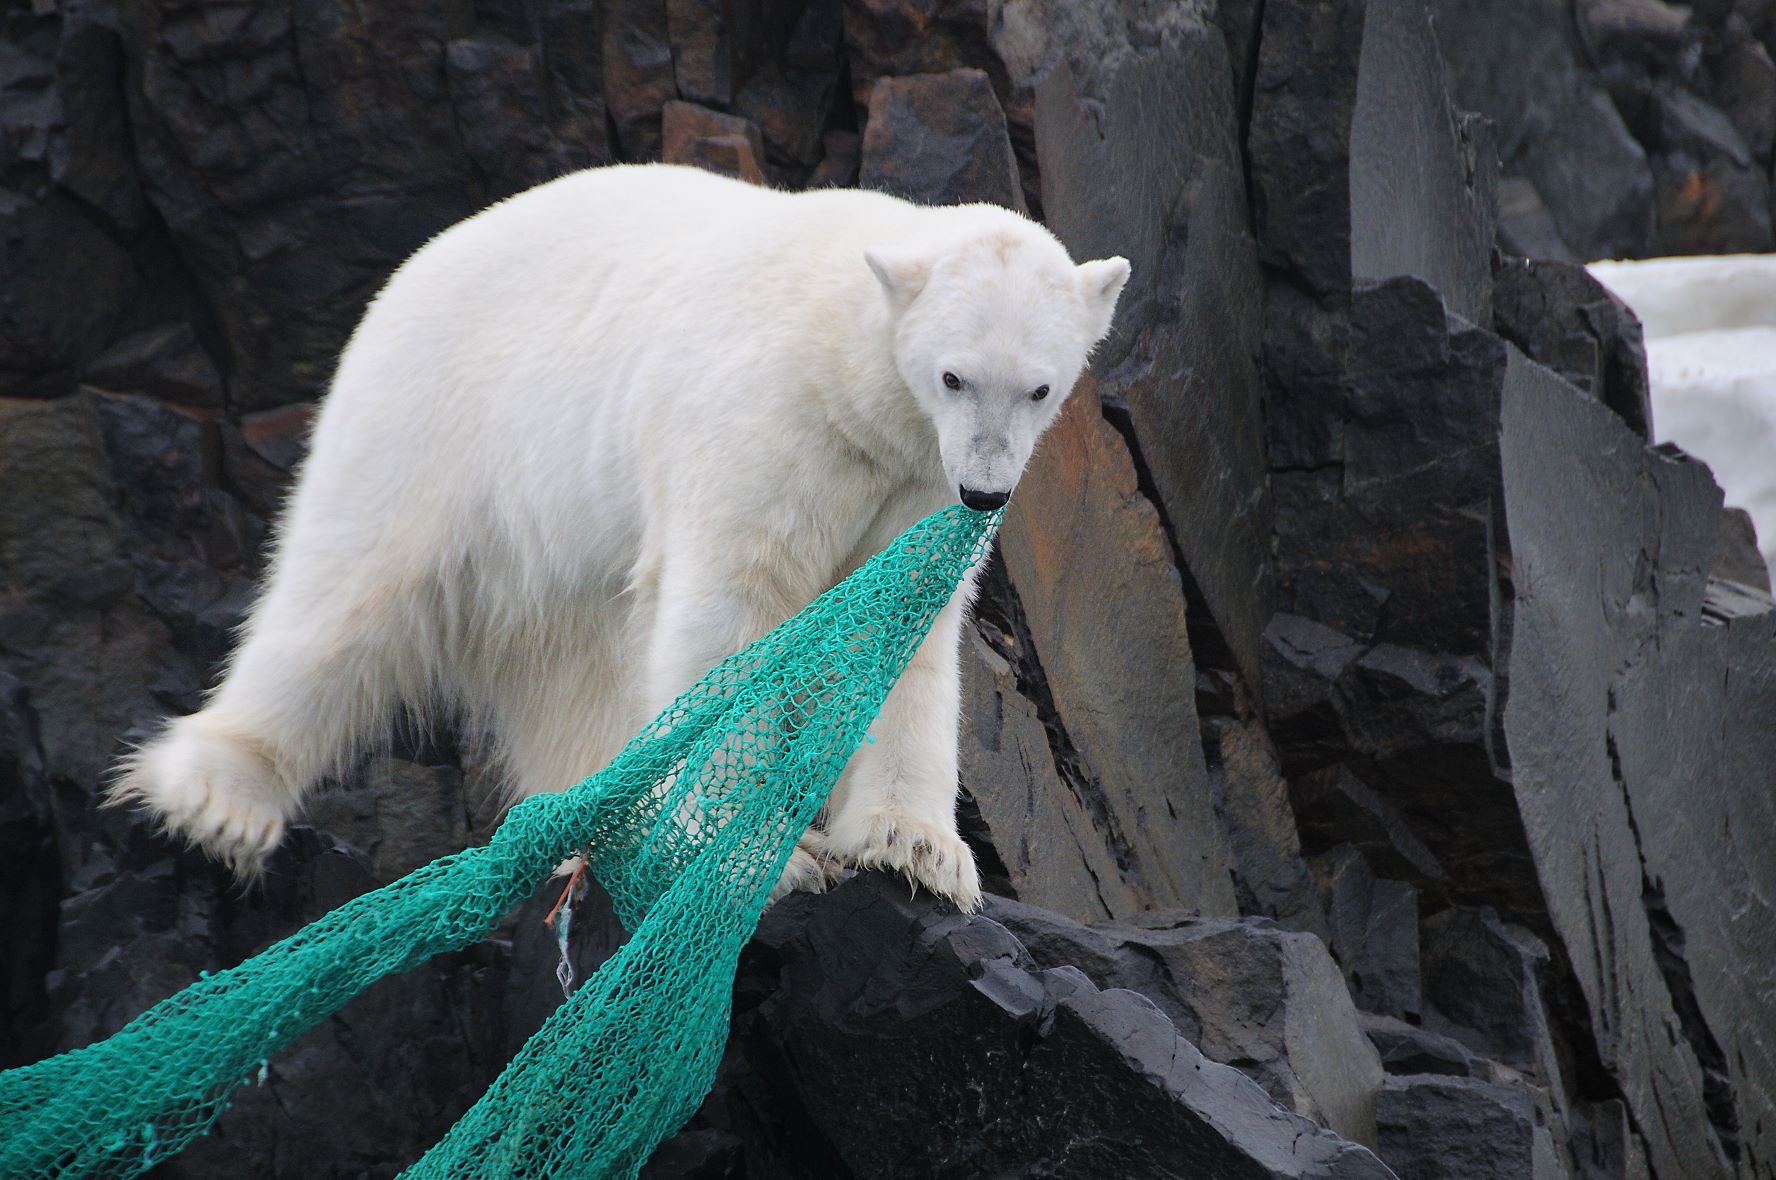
[1315,847,1422,1021]
[669,873,1396,1179]
[1431,0,1656,260]
[1253,0,1495,321]
[1377,1075,1567,1180]
[999,380,1239,919]
[1360,1013,1481,1079]
[1712,507,1771,591]
[859,69,1023,211]
[1031,9,1274,694]
[989,897,1385,1147]
[1420,906,1560,1074]
[957,628,1133,921]
[1500,346,1769,1178]
[1490,257,1652,439]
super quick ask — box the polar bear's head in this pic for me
[865,216,1130,510]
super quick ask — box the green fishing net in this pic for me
[0,504,1000,1179]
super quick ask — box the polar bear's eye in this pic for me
[942,371,962,391]
[1032,384,1051,402]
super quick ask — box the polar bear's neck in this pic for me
[804,264,945,495]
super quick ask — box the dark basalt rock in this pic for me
[657,873,1396,1180]
[1499,346,1775,1178]
[1420,906,1559,1072]
[662,101,768,185]
[1360,1013,1482,1079]
[1711,507,1771,590]
[1032,8,1274,697]
[0,670,54,1068]
[1431,0,1657,260]
[1292,766,1447,888]
[1490,256,1653,439]
[1262,277,1545,921]
[1208,714,1329,935]
[998,380,1239,919]
[1314,847,1422,1022]
[82,324,225,409]
[48,829,520,1180]
[1252,0,1495,322]
[1495,176,1580,263]
[987,895,1385,1147]
[1376,1075,1564,1180]
[1710,24,1776,164]
[118,0,613,412]
[858,69,1023,211]
[1644,85,1774,253]
[957,626,1133,922]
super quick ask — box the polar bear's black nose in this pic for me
[959,486,1009,511]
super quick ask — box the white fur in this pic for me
[109,164,1129,909]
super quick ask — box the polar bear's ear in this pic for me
[864,247,933,312]
[1076,256,1132,340]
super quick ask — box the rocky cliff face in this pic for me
[3,1,1774,1178]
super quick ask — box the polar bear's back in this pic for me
[330,166,919,430]
[287,167,938,594]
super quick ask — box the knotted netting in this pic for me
[0,504,1000,1179]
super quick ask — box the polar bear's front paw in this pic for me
[767,836,841,907]
[823,809,982,912]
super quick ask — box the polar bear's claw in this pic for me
[823,809,982,913]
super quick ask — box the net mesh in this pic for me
[0,504,1000,1179]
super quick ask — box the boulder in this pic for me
[989,896,1387,1147]
[120,0,611,410]
[1711,507,1770,590]
[1032,10,1273,695]
[1262,279,1543,919]
[0,671,55,1068]
[1360,1014,1481,1079]
[1291,766,1447,887]
[221,402,315,519]
[1711,24,1776,164]
[1252,0,1495,322]
[603,0,678,159]
[1376,1075,1567,1180]
[999,380,1238,918]
[1314,847,1422,1021]
[1208,714,1329,933]
[730,0,844,176]
[1430,0,1656,260]
[858,70,1023,211]
[1490,257,1652,439]
[956,626,1135,922]
[664,0,734,108]
[1419,906,1559,1075]
[82,324,226,409]
[1496,176,1580,263]
[1499,346,1766,1178]
[45,828,518,1180]
[661,101,768,184]
[661,872,1396,1179]
[806,128,861,188]
[303,757,472,883]
[1644,86,1774,254]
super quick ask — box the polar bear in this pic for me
[109,163,1129,911]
